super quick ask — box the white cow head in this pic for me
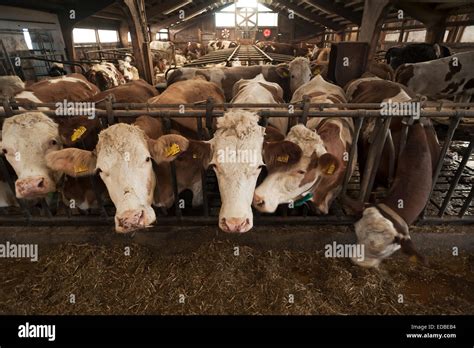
[253,124,339,213]
[46,123,187,233]
[276,57,312,95]
[353,207,402,268]
[1,112,61,199]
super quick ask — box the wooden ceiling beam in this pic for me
[305,0,362,25]
[273,0,344,30]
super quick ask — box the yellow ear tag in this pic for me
[71,126,87,142]
[326,163,336,175]
[283,71,289,77]
[74,163,88,174]
[313,68,321,75]
[276,155,289,163]
[165,143,181,157]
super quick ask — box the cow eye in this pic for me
[258,165,265,169]
[297,170,306,175]
[1,149,7,155]
[291,75,295,78]
[50,139,58,146]
[146,156,151,162]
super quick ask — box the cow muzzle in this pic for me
[15,176,54,199]
[115,209,154,233]
[220,217,252,233]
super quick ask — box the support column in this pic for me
[358,0,391,60]
[119,0,154,84]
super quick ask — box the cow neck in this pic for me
[379,122,433,226]
[374,202,410,239]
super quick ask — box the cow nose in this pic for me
[15,176,50,198]
[253,194,265,207]
[221,217,251,233]
[116,210,146,233]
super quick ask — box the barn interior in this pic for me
[0,0,473,317]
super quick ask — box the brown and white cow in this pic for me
[0,74,100,105]
[184,42,205,60]
[148,77,225,133]
[254,75,355,215]
[395,51,474,101]
[166,65,291,101]
[344,78,440,267]
[85,62,126,91]
[256,41,312,57]
[45,123,189,232]
[0,112,108,210]
[90,79,159,107]
[118,55,140,82]
[207,40,238,52]
[231,73,287,134]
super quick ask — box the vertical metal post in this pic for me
[438,136,474,217]
[341,116,363,197]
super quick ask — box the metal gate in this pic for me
[0,98,473,226]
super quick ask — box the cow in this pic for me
[148,77,225,134]
[275,57,313,95]
[256,41,312,57]
[253,75,355,215]
[118,55,139,82]
[45,123,187,232]
[395,51,474,101]
[85,62,126,91]
[385,43,451,70]
[207,40,238,52]
[0,112,109,211]
[0,74,100,105]
[231,73,287,134]
[183,42,205,61]
[48,62,68,77]
[344,78,440,267]
[89,79,159,107]
[166,65,291,101]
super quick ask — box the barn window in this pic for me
[73,28,97,43]
[215,1,278,28]
[384,31,400,42]
[98,30,119,43]
[22,29,33,50]
[156,29,169,41]
[460,26,474,42]
[406,30,426,42]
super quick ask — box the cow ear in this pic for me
[45,148,96,177]
[150,134,189,163]
[263,140,302,167]
[57,117,100,147]
[275,64,290,78]
[316,152,339,176]
[181,140,212,168]
[264,125,285,142]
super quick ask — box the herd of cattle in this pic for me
[0,42,473,268]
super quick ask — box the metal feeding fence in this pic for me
[0,98,473,227]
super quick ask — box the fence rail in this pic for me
[0,99,473,226]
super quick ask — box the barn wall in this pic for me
[170,13,296,44]
[0,5,66,79]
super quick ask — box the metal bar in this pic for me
[205,98,215,138]
[162,118,181,219]
[105,94,115,126]
[421,114,462,218]
[438,136,474,217]
[300,95,311,125]
[458,184,474,218]
[341,117,363,197]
